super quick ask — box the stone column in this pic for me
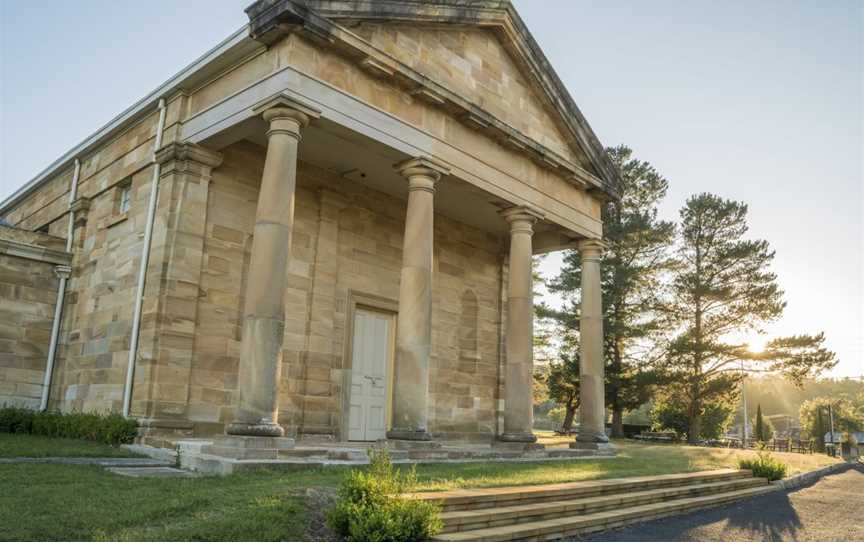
[387,157,449,442]
[227,94,320,438]
[499,206,544,443]
[574,239,609,447]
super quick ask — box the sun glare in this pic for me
[747,335,769,354]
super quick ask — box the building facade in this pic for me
[0,1,618,449]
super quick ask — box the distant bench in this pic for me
[633,431,677,443]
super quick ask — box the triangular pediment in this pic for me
[245,0,621,195]
[352,23,578,163]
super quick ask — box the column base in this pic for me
[135,418,195,448]
[573,430,612,451]
[498,431,538,444]
[227,421,285,437]
[386,429,432,441]
[570,440,615,453]
[576,430,609,444]
[493,440,546,452]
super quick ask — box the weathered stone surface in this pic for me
[0,228,70,408]
[0,1,612,450]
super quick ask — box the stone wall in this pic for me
[49,165,156,413]
[0,227,70,408]
[170,141,506,441]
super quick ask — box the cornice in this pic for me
[0,238,72,266]
[245,0,621,199]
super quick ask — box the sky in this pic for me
[1,1,861,377]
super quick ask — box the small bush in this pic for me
[0,406,137,446]
[327,448,443,542]
[739,446,788,481]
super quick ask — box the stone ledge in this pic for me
[0,237,72,266]
[175,444,618,475]
[769,460,853,491]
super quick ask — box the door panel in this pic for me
[348,308,393,441]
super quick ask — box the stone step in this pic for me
[431,485,776,541]
[413,469,752,512]
[277,448,376,461]
[440,477,768,533]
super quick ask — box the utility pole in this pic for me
[828,403,836,456]
[740,360,748,446]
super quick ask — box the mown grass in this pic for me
[413,438,841,491]
[0,464,314,542]
[0,433,141,458]
[0,436,842,541]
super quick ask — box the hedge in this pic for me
[0,407,138,446]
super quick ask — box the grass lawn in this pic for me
[0,433,142,458]
[0,436,843,541]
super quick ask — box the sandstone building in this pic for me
[0,1,618,453]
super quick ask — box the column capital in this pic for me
[394,156,450,189]
[53,265,72,280]
[155,142,223,169]
[253,92,321,130]
[70,197,91,223]
[500,206,544,233]
[578,238,607,260]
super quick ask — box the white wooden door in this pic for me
[348,309,393,441]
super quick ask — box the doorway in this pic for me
[347,307,395,441]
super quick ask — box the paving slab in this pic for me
[0,457,173,467]
[107,466,199,478]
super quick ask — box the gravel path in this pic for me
[578,462,864,542]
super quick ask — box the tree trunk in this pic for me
[562,403,577,432]
[688,411,702,444]
[611,408,625,438]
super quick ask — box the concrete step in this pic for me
[440,477,768,533]
[413,469,753,512]
[431,484,776,541]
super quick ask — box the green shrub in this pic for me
[739,446,788,481]
[327,448,443,542]
[0,406,137,446]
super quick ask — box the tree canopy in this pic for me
[540,145,674,436]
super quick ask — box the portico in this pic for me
[0,0,619,463]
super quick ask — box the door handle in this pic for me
[364,375,384,387]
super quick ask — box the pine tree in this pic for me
[664,193,837,444]
[544,351,580,431]
[755,404,765,442]
[542,146,674,437]
[814,407,826,452]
